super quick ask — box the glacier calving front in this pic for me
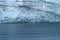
[0,0,60,23]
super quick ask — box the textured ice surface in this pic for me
[0,0,60,23]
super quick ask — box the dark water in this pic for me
[0,23,60,40]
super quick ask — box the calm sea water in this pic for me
[0,23,60,40]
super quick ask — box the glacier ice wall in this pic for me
[0,0,60,23]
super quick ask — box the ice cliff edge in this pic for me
[0,0,60,23]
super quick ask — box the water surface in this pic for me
[0,23,60,40]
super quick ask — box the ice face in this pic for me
[45,0,60,4]
[0,0,60,23]
[5,0,23,6]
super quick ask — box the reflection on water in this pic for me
[0,23,60,40]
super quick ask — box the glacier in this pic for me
[0,0,60,23]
